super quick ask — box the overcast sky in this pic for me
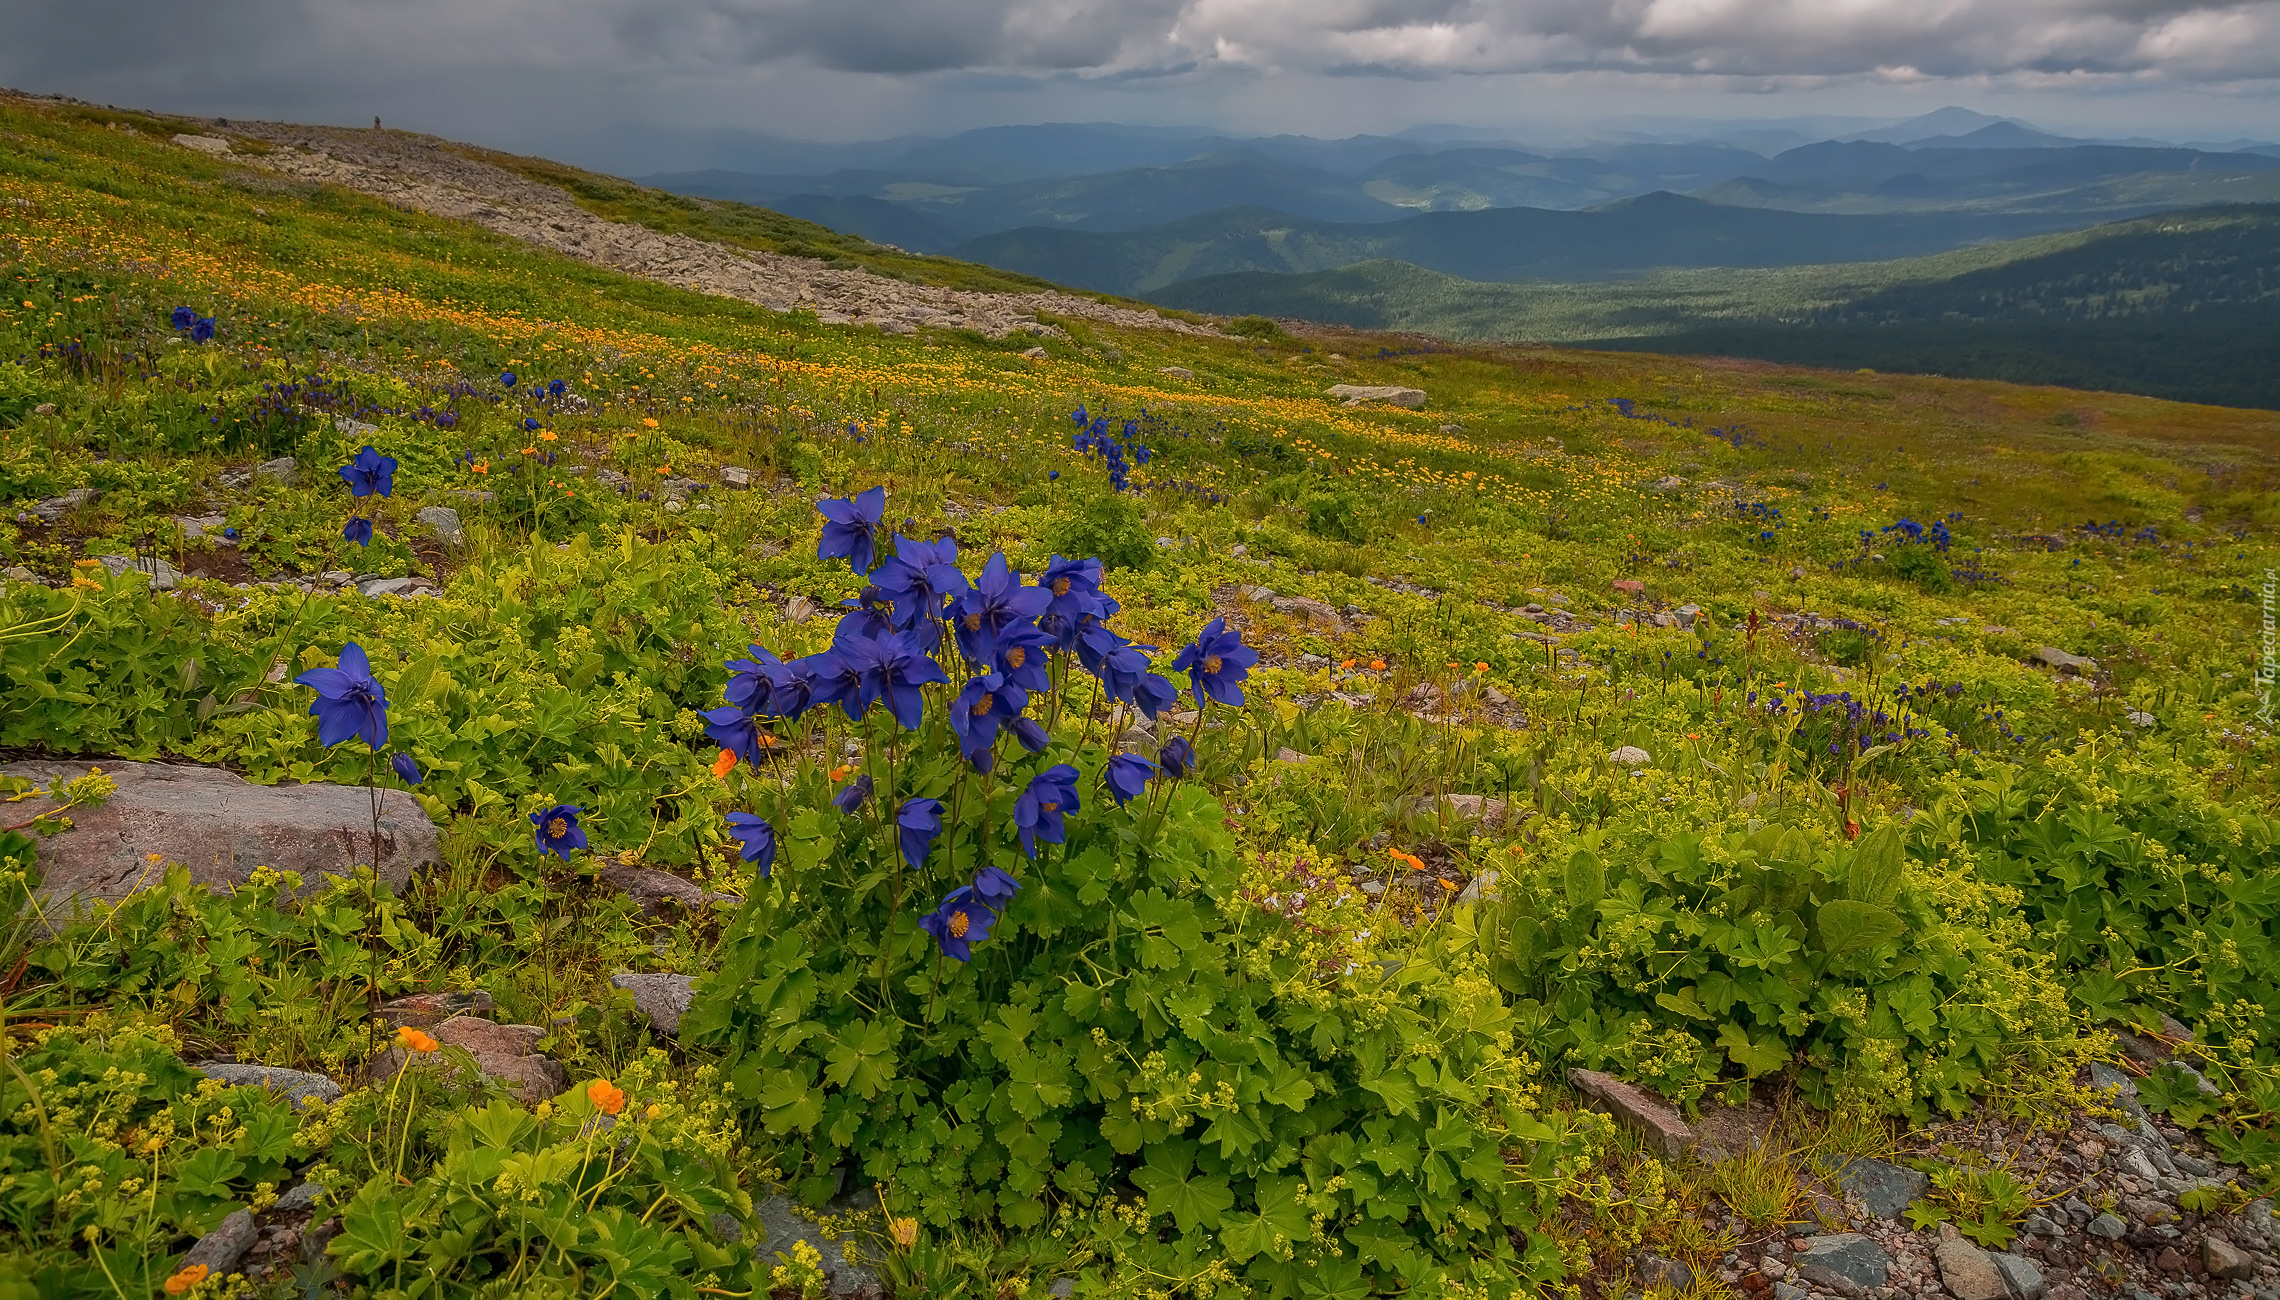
[3,0,2274,171]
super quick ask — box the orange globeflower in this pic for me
[712,749,739,778]
[1369,659,1386,672]
[641,417,659,428]
[589,1079,627,1116]
[396,1025,439,1053]
[163,1265,209,1295]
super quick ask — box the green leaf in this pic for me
[757,1069,824,1133]
[1846,824,1905,905]
[1817,900,1907,955]
[1717,1021,1789,1078]
[1565,849,1604,910]
[1129,1147,1233,1233]
[824,1019,898,1099]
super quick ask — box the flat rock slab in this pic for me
[200,1063,342,1110]
[5,761,438,924]
[612,972,695,1036]
[1567,1068,1694,1159]
[378,990,498,1029]
[1796,1233,1890,1289]
[1935,1235,2008,1300]
[599,863,739,917]
[369,1014,568,1105]
[1327,384,1427,409]
[180,1208,258,1274]
[1833,1156,1930,1220]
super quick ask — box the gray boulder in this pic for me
[368,1014,568,1105]
[179,1209,259,1276]
[1796,1233,1890,1289]
[1934,1234,2007,1300]
[1993,1252,2046,1300]
[1833,1156,1930,1220]
[199,1063,343,1110]
[415,505,465,549]
[2033,646,2098,675]
[612,972,695,1037]
[254,456,297,487]
[3,761,438,923]
[752,1194,883,1299]
[1327,384,1426,409]
[95,553,184,591]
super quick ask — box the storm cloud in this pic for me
[0,0,2271,157]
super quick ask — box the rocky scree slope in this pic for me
[168,116,1228,344]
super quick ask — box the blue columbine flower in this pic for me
[1158,736,1195,779]
[342,517,374,547]
[832,772,875,815]
[971,865,1021,910]
[547,379,566,396]
[295,643,389,749]
[170,306,196,330]
[841,629,948,730]
[817,486,887,576]
[871,533,968,629]
[1009,716,1049,753]
[531,804,587,859]
[390,753,424,786]
[948,552,1051,665]
[724,812,778,876]
[500,371,517,388]
[805,646,871,722]
[723,646,790,717]
[1036,555,1104,624]
[1168,617,1258,708]
[919,885,996,963]
[339,445,397,498]
[1096,642,1157,705]
[1013,765,1079,858]
[992,621,1056,693]
[702,704,762,765]
[950,672,1027,770]
[897,797,943,872]
[1103,752,1158,806]
[1134,672,1179,720]
[837,587,899,643]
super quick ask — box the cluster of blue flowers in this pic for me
[338,445,396,549]
[1871,516,1956,553]
[1374,345,1453,359]
[1608,398,1767,449]
[1069,407,1152,492]
[169,305,216,344]
[704,486,1255,963]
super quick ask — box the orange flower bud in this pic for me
[589,1078,626,1116]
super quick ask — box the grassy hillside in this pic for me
[4,92,2280,1299]
[1149,205,2280,408]
[949,192,2136,295]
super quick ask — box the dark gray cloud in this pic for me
[0,0,2271,161]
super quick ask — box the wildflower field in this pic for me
[2,95,2279,1300]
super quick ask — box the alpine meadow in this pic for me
[3,85,2280,1300]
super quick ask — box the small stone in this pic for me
[2033,646,2098,675]
[415,505,465,549]
[1612,579,1645,595]
[32,402,56,416]
[274,1181,324,1213]
[1992,1252,2046,1300]
[611,972,696,1037]
[1773,1283,1810,1300]
[368,1014,568,1104]
[1273,747,1311,763]
[1566,1068,1695,1159]
[599,863,737,917]
[720,466,753,489]
[1798,1233,1891,1290]
[172,132,234,156]
[180,1209,258,1275]
[1935,1236,2007,1300]
[356,576,417,598]
[2151,1246,2187,1274]
[2089,1061,2138,1098]
[453,488,497,504]
[95,553,184,591]
[1159,366,1195,379]
[1229,544,1248,558]
[1022,346,1048,359]
[1834,1158,1932,1220]
[1639,1254,1693,1293]
[1048,1281,1075,1300]
[199,1063,342,1110]
[254,455,297,486]
[377,990,497,1029]
[753,1194,883,1298]
[332,416,379,437]
[1608,746,1652,766]
[2087,1211,2127,1239]
[2202,1237,2252,1280]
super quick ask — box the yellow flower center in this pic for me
[971,693,994,715]
[948,911,970,938]
[547,817,568,838]
[1203,654,1223,675]
[1052,577,1070,596]
[1040,801,1058,813]
[1005,647,1026,668]
[963,612,982,631]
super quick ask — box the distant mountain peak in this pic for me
[1847,107,2034,146]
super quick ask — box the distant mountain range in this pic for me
[1149,204,2280,410]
